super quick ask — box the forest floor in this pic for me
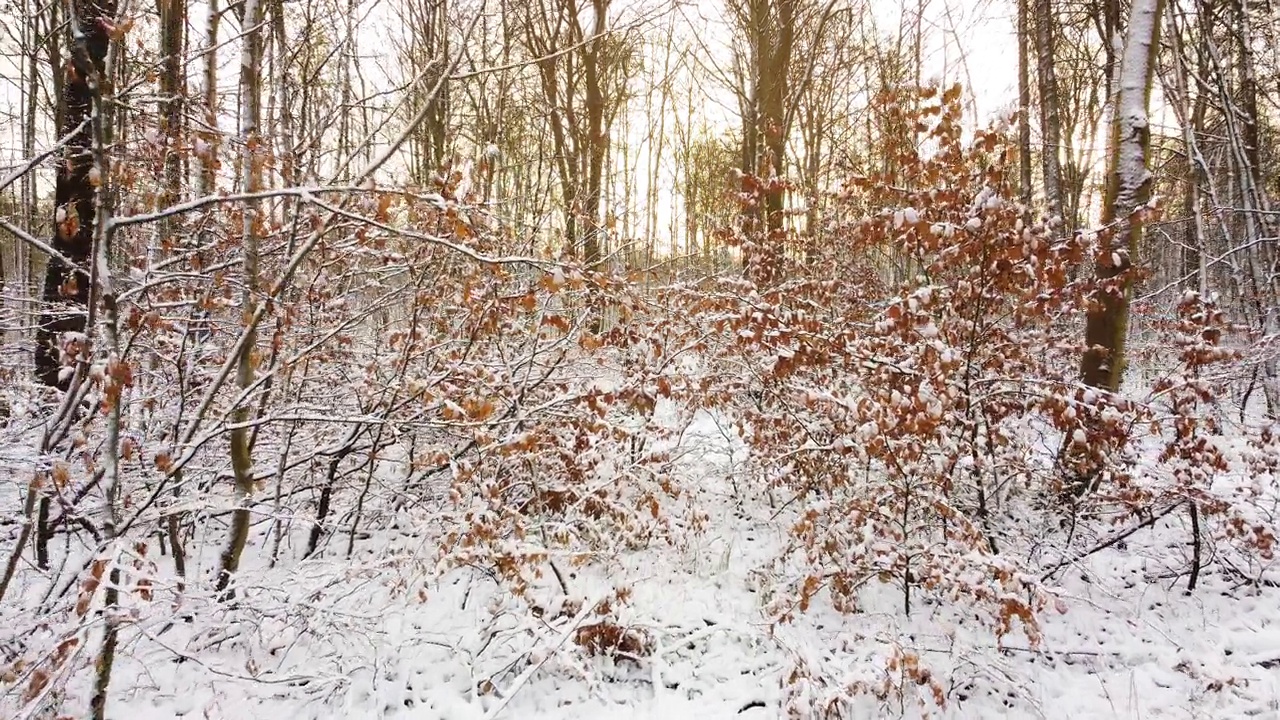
[17,406,1280,720]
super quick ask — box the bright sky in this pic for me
[0,0,1023,249]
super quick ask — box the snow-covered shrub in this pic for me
[671,86,1084,714]
[665,82,1278,715]
[0,160,700,717]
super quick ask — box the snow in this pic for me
[1112,0,1161,219]
[1,397,1274,720]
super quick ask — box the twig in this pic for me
[1040,501,1184,581]
[0,475,41,603]
[1187,500,1201,592]
[0,119,89,193]
[481,595,603,720]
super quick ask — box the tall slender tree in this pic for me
[216,0,265,598]
[1033,0,1066,227]
[1017,0,1033,218]
[729,0,796,285]
[518,0,628,265]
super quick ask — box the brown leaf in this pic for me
[75,560,107,617]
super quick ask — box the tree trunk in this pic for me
[198,0,220,197]
[156,0,189,588]
[1017,0,1033,219]
[1033,0,1065,227]
[424,0,449,174]
[1229,0,1279,416]
[739,0,795,287]
[1165,0,1207,294]
[216,0,264,600]
[34,0,118,390]
[581,0,608,267]
[1079,0,1163,391]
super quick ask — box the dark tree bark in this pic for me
[424,0,450,175]
[158,0,183,210]
[400,0,449,181]
[158,0,188,587]
[580,0,607,266]
[35,0,118,390]
[520,0,615,264]
[735,0,796,286]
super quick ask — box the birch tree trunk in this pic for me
[198,0,220,197]
[1032,0,1065,227]
[1079,0,1163,391]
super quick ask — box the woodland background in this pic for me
[0,0,1278,717]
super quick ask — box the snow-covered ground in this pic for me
[7,407,1251,719]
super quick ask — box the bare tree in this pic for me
[724,0,844,283]
[1018,0,1033,219]
[1033,0,1066,227]
[215,0,265,598]
[395,0,451,182]
[517,0,633,265]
